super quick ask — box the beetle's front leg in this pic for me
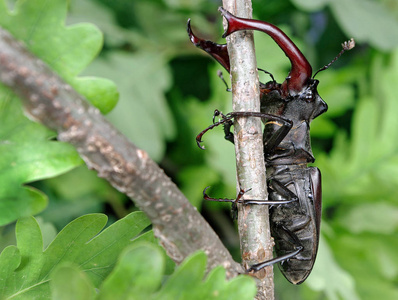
[196,110,234,149]
[197,110,292,150]
[228,111,293,153]
[211,109,234,144]
[221,116,234,144]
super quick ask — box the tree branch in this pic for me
[221,1,275,299]
[0,26,243,277]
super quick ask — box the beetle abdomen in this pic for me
[272,221,318,284]
[269,167,320,284]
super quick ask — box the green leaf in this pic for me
[337,202,398,234]
[204,266,257,300]
[38,165,124,229]
[292,0,398,50]
[67,0,134,47]
[0,96,82,225]
[0,211,150,299]
[315,69,355,118]
[291,0,329,11]
[155,251,257,300]
[316,50,398,300]
[0,246,21,292]
[99,243,164,300]
[306,237,360,300]
[133,230,176,276]
[318,49,398,207]
[50,264,95,300]
[178,166,220,208]
[0,0,118,113]
[48,243,256,300]
[0,0,121,224]
[156,251,207,299]
[331,232,398,300]
[84,51,175,161]
[72,77,119,115]
[330,0,398,50]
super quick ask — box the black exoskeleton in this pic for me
[188,7,354,284]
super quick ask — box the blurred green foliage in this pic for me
[1,0,398,299]
[1,212,255,299]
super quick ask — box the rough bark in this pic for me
[221,1,275,299]
[0,26,243,278]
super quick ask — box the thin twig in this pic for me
[220,1,275,299]
[0,26,243,277]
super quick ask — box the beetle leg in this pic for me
[197,111,292,150]
[269,179,298,205]
[211,109,235,144]
[203,186,296,205]
[217,70,231,92]
[196,110,234,149]
[228,111,293,153]
[247,224,303,272]
[222,116,235,144]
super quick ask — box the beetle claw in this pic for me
[196,139,205,150]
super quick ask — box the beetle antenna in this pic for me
[313,38,355,78]
[217,70,231,92]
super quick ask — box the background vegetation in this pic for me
[0,0,397,299]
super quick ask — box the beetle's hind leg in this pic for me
[247,224,303,272]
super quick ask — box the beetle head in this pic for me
[292,79,328,122]
[261,78,328,124]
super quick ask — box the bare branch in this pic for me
[221,1,275,299]
[0,26,242,277]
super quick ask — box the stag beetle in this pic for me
[188,7,354,284]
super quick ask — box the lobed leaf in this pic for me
[0,211,150,299]
[98,243,164,300]
[0,95,82,226]
[47,243,256,300]
[50,264,95,300]
[0,0,118,113]
[0,0,119,224]
[154,251,256,300]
